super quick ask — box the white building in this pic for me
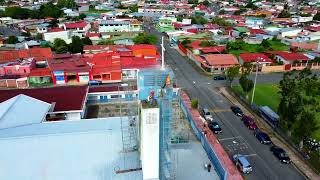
[44,29,72,44]
[278,28,302,38]
[63,21,91,38]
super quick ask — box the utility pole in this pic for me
[161,36,165,70]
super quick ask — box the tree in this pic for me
[261,39,271,50]
[69,36,83,53]
[129,4,138,12]
[38,2,63,18]
[198,16,208,25]
[191,99,198,109]
[239,76,254,99]
[176,15,183,22]
[133,33,157,45]
[202,0,211,7]
[226,65,240,87]
[53,38,69,54]
[240,62,253,76]
[188,0,198,4]
[181,39,191,48]
[200,40,216,47]
[313,12,320,21]
[0,0,5,5]
[35,33,43,40]
[79,13,86,20]
[97,39,114,45]
[22,31,31,37]
[49,19,59,28]
[278,10,291,18]
[57,0,76,9]
[6,36,18,44]
[219,9,226,15]
[212,17,232,27]
[81,37,92,45]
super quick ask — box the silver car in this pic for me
[201,108,213,122]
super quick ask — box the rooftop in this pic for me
[203,54,239,66]
[65,21,88,29]
[0,86,88,112]
[239,53,273,63]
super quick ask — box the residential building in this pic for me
[239,53,273,66]
[278,28,302,38]
[43,28,72,44]
[200,54,239,73]
[273,52,310,64]
[63,21,91,38]
[98,19,142,33]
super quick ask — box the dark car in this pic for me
[270,146,291,164]
[88,80,102,86]
[254,131,272,144]
[208,121,222,134]
[213,75,226,80]
[231,106,244,117]
[243,117,258,130]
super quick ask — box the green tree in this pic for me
[240,62,253,76]
[212,17,232,27]
[313,12,320,21]
[200,40,216,47]
[53,38,68,53]
[181,39,191,48]
[225,65,240,87]
[81,37,92,45]
[278,10,291,18]
[6,36,18,44]
[22,31,31,37]
[202,0,211,7]
[261,39,272,50]
[69,36,83,53]
[38,2,63,18]
[133,33,157,45]
[57,0,76,8]
[97,39,114,45]
[198,16,208,25]
[129,4,138,12]
[176,15,183,22]
[188,0,198,4]
[239,75,254,99]
[4,7,32,19]
[219,9,226,15]
[0,0,5,5]
[79,13,86,20]
[191,99,198,109]
[49,19,59,28]
[35,33,43,40]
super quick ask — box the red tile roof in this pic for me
[249,28,266,35]
[201,46,226,54]
[65,21,88,29]
[48,28,65,32]
[129,44,157,51]
[239,53,273,63]
[0,86,88,112]
[304,26,320,32]
[0,48,53,62]
[275,52,310,61]
[86,32,101,37]
[29,68,52,77]
[291,42,318,50]
[48,58,91,72]
[203,54,239,66]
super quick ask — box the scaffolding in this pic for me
[119,82,138,153]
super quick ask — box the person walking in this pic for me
[207,163,212,172]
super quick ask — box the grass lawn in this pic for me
[229,40,289,57]
[232,83,280,111]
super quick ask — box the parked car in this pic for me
[231,106,244,117]
[200,108,213,122]
[213,75,226,80]
[270,146,291,164]
[243,117,258,130]
[88,80,102,86]
[254,131,272,144]
[232,154,253,174]
[208,121,222,134]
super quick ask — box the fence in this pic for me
[178,90,243,180]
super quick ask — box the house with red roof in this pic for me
[239,53,273,66]
[273,52,310,64]
[63,21,91,38]
[199,54,239,73]
[48,56,91,85]
[0,48,52,63]
[0,86,88,120]
[28,68,53,86]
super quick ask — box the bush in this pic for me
[191,99,199,109]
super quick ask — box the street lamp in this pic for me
[251,58,263,104]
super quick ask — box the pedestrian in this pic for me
[207,163,212,172]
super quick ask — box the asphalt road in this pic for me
[149,27,306,180]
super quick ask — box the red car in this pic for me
[242,116,258,130]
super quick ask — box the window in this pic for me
[23,69,27,73]
[221,67,225,71]
[110,95,120,99]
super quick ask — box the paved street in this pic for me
[150,27,306,180]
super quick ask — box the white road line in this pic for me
[245,154,258,157]
[219,136,242,141]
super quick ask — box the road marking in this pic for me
[212,109,231,113]
[245,154,257,157]
[219,136,241,141]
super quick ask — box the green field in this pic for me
[232,84,280,111]
[232,84,320,140]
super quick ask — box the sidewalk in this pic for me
[219,87,320,180]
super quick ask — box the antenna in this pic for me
[161,36,165,70]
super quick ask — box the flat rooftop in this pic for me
[0,117,142,180]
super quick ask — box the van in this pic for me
[232,154,252,174]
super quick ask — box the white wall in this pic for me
[66,112,81,120]
[44,31,72,44]
[140,107,160,180]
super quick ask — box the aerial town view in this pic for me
[1,0,320,180]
